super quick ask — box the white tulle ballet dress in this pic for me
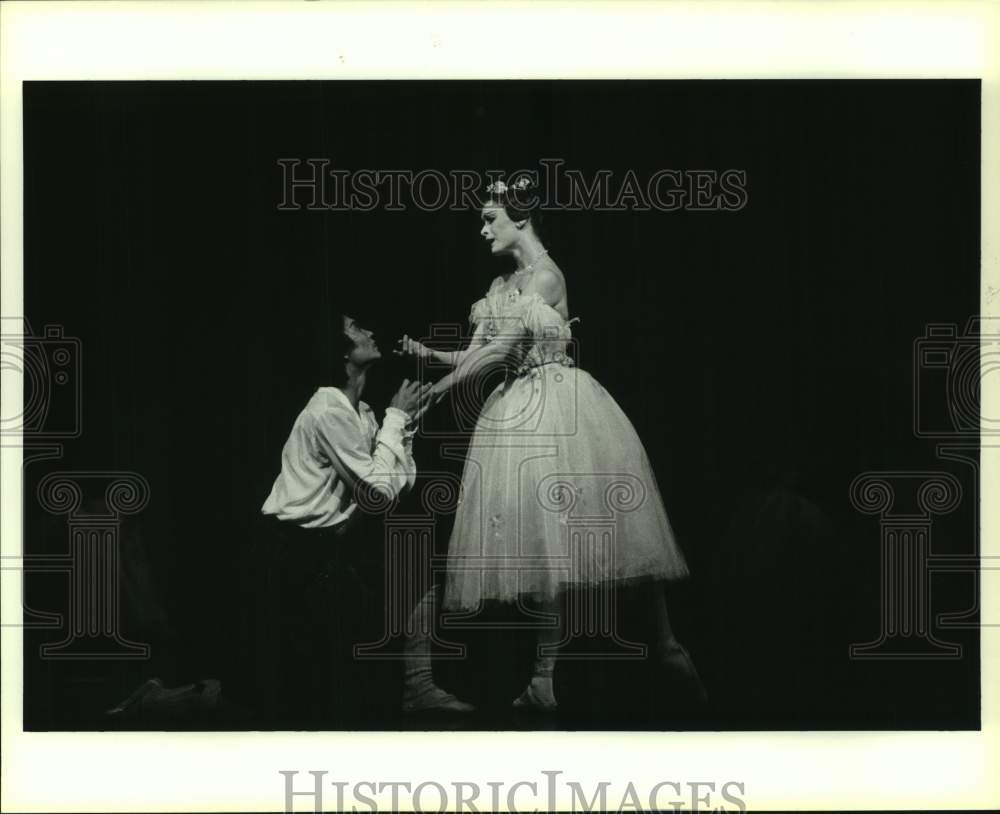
[443,276,689,611]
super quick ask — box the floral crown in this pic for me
[486,176,534,196]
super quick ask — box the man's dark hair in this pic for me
[328,312,355,388]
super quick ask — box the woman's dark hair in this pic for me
[483,173,545,236]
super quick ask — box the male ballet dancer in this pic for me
[261,313,474,717]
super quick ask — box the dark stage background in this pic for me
[21,80,980,730]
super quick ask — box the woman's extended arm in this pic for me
[399,320,489,368]
[431,268,565,399]
[424,267,565,403]
[428,327,523,399]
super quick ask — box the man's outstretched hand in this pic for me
[389,379,436,421]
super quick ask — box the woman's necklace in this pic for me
[513,249,549,277]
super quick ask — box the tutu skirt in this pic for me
[443,362,689,610]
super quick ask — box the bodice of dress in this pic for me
[468,275,576,377]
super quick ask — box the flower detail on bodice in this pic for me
[468,276,577,376]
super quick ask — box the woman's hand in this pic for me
[410,380,449,423]
[395,335,433,360]
[429,382,448,403]
[389,379,435,420]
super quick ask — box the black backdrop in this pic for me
[22,80,980,729]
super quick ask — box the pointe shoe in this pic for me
[657,644,708,706]
[512,679,558,713]
[402,685,476,715]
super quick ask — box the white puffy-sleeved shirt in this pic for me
[262,387,416,530]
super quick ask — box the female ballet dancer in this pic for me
[399,177,704,711]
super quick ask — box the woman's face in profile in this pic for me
[479,202,520,256]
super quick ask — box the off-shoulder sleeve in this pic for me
[469,297,488,326]
[513,293,570,340]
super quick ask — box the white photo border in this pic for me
[1,1,998,811]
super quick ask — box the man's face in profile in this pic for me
[343,315,381,366]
